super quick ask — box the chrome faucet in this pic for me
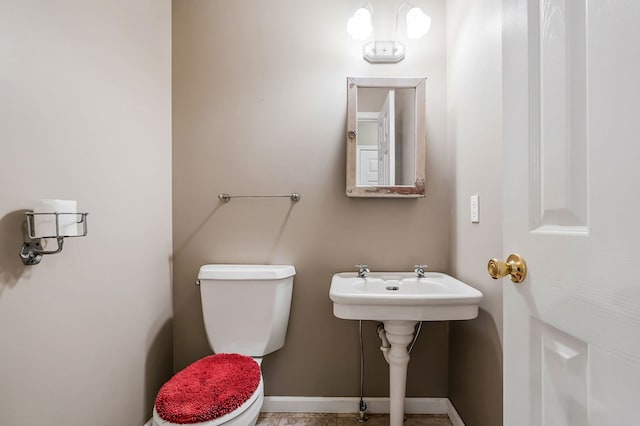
[356,264,369,278]
[415,264,428,278]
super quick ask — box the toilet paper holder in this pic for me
[20,212,89,265]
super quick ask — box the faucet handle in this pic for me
[355,264,369,277]
[414,264,428,277]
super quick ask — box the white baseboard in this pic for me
[446,399,465,426]
[262,396,464,424]
[262,396,448,414]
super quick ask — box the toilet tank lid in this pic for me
[198,264,296,280]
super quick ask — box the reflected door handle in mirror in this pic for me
[487,253,527,283]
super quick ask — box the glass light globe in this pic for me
[406,7,431,39]
[347,8,373,41]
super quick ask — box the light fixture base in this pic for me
[363,41,405,63]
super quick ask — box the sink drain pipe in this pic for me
[377,322,423,364]
[376,323,391,364]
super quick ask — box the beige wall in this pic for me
[172,0,451,397]
[0,1,173,425]
[0,1,509,423]
[446,0,504,425]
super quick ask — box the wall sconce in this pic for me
[347,2,431,63]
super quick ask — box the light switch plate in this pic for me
[470,194,479,223]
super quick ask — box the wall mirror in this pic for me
[346,77,426,198]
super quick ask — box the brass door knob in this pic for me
[487,253,527,283]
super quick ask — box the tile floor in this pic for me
[256,412,453,425]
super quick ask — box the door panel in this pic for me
[530,0,588,230]
[531,319,589,426]
[357,147,378,186]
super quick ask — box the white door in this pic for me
[377,89,395,185]
[357,147,378,186]
[502,0,640,424]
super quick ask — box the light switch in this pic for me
[470,194,479,223]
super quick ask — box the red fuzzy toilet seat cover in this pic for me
[155,353,261,424]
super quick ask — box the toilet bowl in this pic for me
[152,264,295,426]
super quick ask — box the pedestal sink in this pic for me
[329,272,482,426]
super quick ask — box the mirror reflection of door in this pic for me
[356,147,378,185]
[356,87,416,187]
[356,112,379,186]
[377,89,395,185]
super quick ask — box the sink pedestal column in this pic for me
[383,320,418,426]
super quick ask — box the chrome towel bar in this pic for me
[218,192,301,203]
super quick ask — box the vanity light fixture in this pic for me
[347,5,374,41]
[347,2,431,63]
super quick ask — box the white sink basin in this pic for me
[330,272,483,321]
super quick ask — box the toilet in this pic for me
[152,264,296,426]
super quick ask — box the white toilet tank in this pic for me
[197,264,295,357]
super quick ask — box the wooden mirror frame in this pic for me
[346,77,426,198]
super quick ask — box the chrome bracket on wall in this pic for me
[19,212,89,266]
